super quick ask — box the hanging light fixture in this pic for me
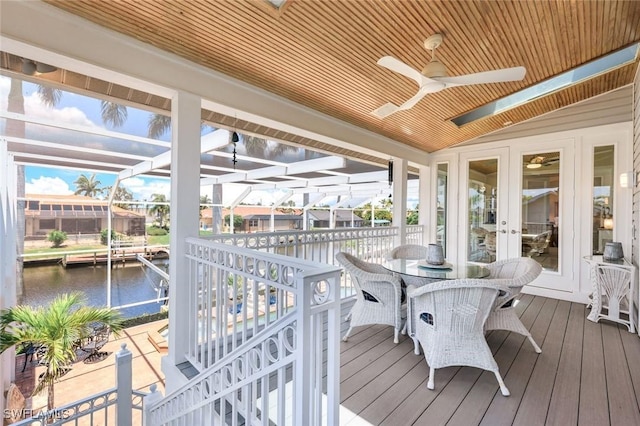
[230,116,239,169]
[388,159,393,199]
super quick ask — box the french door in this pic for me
[457,140,575,291]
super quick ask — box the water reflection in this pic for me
[22,260,168,318]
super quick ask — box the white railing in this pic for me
[406,225,423,245]
[11,344,143,426]
[207,226,410,299]
[145,239,342,425]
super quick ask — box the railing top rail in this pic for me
[185,238,342,276]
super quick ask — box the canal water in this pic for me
[22,260,169,318]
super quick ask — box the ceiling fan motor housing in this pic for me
[422,59,447,78]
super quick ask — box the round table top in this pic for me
[382,259,490,281]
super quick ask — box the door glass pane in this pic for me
[592,145,615,255]
[468,159,497,263]
[522,152,559,271]
[436,164,448,255]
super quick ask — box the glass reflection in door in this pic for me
[521,152,559,271]
[468,159,498,264]
[436,164,448,255]
[592,145,615,255]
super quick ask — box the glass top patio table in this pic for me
[382,259,490,282]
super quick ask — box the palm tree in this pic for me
[100,100,128,128]
[73,173,103,198]
[104,185,133,209]
[147,113,172,139]
[0,292,123,413]
[148,193,170,228]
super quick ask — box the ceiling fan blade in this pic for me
[396,90,429,111]
[371,102,399,118]
[433,66,526,86]
[371,89,429,118]
[377,56,430,87]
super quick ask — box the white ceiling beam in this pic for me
[0,111,171,148]
[306,175,350,187]
[247,165,287,180]
[230,188,252,208]
[286,156,345,174]
[6,136,147,161]
[304,193,328,209]
[272,191,294,208]
[119,129,230,179]
[349,170,388,183]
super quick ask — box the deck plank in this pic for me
[479,297,558,426]
[334,294,640,426]
[513,300,571,425]
[545,302,585,425]
[579,316,610,425]
[602,322,640,425]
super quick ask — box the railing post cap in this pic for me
[150,384,158,393]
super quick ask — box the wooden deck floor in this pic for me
[338,294,640,426]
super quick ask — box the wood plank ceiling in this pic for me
[35,0,640,154]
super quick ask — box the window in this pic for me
[249,219,259,227]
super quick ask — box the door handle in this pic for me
[499,229,507,234]
[511,230,521,234]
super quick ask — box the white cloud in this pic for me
[25,176,73,195]
[121,177,171,201]
[24,92,100,129]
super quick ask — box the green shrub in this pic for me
[147,226,168,236]
[100,229,116,245]
[47,230,67,247]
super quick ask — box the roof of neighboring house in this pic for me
[201,206,302,219]
[307,210,363,221]
[25,194,145,218]
[244,214,302,221]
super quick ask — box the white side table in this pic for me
[583,255,637,333]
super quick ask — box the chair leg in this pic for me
[394,328,399,344]
[342,326,353,342]
[344,311,352,322]
[413,337,420,355]
[427,367,435,390]
[527,335,542,353]
[494,371,510,396]
[401,321,407,335]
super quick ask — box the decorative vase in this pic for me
[603,242,623,261]
[426,243,445,265]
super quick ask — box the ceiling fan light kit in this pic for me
[372,33,526,119]
[21,58,58,76]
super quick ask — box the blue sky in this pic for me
[2,76,417,208]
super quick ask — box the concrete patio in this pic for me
[13,319,167,415]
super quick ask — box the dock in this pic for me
[61,247,169,267]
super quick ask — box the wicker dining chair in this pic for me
[407,279,511,396]
[336,252,405,343]
[484,257,543,353]
[386,244,428,260]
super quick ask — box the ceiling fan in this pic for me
[526,155,560,169]
[371,34,526,118]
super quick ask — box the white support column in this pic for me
[419,166,430,244]
[164,91,201,392]
[0,140,17,406]
[329,206,336,229]
[115,343,132,426]
[392,158,408,246]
